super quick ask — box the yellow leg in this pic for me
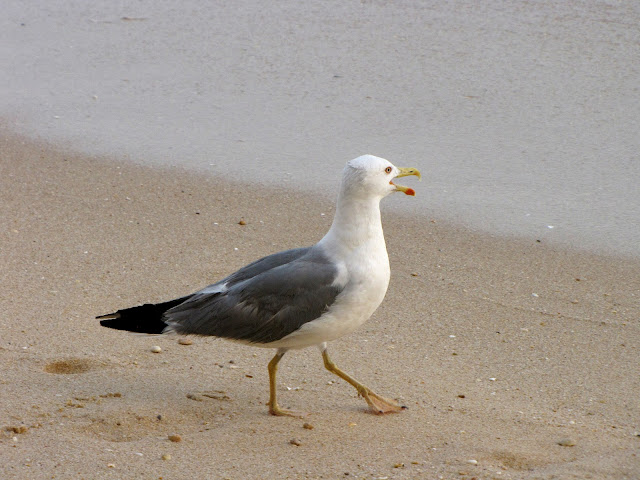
[322,349,406,414]
[267,350,303,417]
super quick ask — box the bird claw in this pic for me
[268,404,307,418]
[362,390,407,414]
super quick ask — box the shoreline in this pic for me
[3,1,639,260]
[1,131,638,479]
[5,122,638,264]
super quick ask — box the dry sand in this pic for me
[1,131,638,479]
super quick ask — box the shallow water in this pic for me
[3,1,639,257]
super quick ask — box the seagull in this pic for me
[98,155,420,416]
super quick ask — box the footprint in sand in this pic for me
[81,411,166,442]
[44,358,98,374]
[186,390,231,402]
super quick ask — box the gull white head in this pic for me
[342,154,421,200]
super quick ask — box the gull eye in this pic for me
[384,166,392,174]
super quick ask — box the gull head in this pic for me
[342,155,421,199]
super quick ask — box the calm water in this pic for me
[3,1,639,257]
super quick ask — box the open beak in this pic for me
[391,167,422,196]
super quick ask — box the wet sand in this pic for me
[3,1,640,257]
[1,132,639,479]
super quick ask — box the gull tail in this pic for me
[97,295,192,334]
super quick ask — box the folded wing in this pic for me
[163,246,345,344]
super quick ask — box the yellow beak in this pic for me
[391,167,422,196]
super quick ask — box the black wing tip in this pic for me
[96,296,193,335]
[99,315,167,334]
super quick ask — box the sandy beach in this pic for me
[1,131,638,479]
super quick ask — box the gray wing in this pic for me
[194,247,309,295]
[163,247,344,344]
[222,247,311,287]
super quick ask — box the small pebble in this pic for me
[151,346,162,353]
[168,434,182,443]
[107,464,115,468]
[393,463,404,468]
[557,438,576,447]
[162,454,171,461]
[290,438,302,446]
[303,422,314,430]
[178,338,193,345]
[238,220,247,225]
[467,459,478,465]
